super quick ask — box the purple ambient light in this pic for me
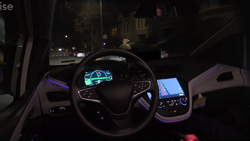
[48,78,69,89]
[138,100,190,123]
[192,65,219,87]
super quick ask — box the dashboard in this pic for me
[79,65,190,120]
[40,59,200,123]
[78,65,190,120]
[37,58,247,124]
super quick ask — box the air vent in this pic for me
[47,92,70,102]
[217,72,233,82]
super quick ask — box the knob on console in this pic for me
[180,97,188,106]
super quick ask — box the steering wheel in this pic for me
[71,49,159,137]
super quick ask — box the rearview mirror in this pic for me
[135,0,199,18]
[135,1,157,18]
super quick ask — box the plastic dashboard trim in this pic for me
[42,63,248,123]
[138,64,222,123]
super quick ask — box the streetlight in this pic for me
[65,34,72,51]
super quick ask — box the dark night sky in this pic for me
[51,0,141,49]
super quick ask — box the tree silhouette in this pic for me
[65,1,101,52]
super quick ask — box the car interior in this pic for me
[0,0,250,140]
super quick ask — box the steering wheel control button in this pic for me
[141,82,150,90]
[132,81,151,95]
[49,106,72,115]
[78,88,98,100]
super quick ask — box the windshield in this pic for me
[50,0,239,65]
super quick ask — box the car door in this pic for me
[0,0,56,140]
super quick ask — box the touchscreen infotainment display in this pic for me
[147,78,185,100]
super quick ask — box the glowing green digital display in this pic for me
[84,70,112,86]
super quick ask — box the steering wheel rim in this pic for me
[71,49,159,137]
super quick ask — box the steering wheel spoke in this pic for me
[131,81,151,98]
[111,113,133,129]
[78,87,101,103]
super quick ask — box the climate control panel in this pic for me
[157,97,189,117]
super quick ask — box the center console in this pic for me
[140,77,192,123]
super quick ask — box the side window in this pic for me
[0,10,13,111]
[0,12,5,65]
[0,1,27,111]
[0,13,4,85]
[200,34,244,68]
[0,13,4,65]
